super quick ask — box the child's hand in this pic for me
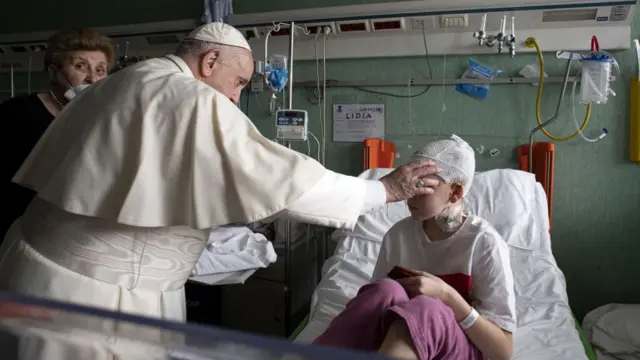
[397,271,450,300]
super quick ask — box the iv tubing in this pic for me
[527,58,572,173]
[525,37,592,172]
[572,80,606,142]
[527,37,591,142]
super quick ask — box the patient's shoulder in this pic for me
[380,217,421,250]
[384,217,420,238]
[462,215,508,250]
[465,214,503,238]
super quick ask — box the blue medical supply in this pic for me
[456,59,503,100]
[264,66,289,93]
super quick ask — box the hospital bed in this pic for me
[293,168,596,360]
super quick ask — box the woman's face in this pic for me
[406,175,462,221]
[54,50,109,87]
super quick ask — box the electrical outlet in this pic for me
[250,76,264,93]
[411,17,435,30]
[439,14,469,28]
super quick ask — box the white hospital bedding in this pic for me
[295,169,588,360]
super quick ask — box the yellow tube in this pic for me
[525,37,591,141]
[630,77,640,165]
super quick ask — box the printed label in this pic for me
[610,6,630,21]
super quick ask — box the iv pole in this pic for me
[284,21,294,336]
[281,22,327,335]
[288,22,294,110]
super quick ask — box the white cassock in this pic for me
[0,54,387,325]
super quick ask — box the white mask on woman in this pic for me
[63,84,91,101]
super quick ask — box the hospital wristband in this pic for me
[458,308,479,330]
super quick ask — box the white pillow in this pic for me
[583,304,640,359]
[349,168,547,251]
[465,169,546,251]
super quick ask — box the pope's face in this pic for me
[201,47,254,104]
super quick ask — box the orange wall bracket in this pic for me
[518,142,555,231]
[364,139,396,171]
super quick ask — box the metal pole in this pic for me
[10,65,15,98]
[27,56,32,94]
[282,90,286,110]
[284,21,295,335]
[293,76,587,88]
[288,21,295,110]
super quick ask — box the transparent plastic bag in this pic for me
[580,53,615,104]
[455,59,503,100]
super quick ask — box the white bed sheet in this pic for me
[295,169,588,360]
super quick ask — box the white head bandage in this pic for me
[186,22,251,52]
[410,134,476,196]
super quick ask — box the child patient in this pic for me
[313,135,516,360]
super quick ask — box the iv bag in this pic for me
[264,55,288,92]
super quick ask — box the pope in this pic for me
[0,22,439,322]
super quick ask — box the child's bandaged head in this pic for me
[410,135,476,196]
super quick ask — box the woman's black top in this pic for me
[1,94,55,237]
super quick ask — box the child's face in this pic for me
[407,175,463,221]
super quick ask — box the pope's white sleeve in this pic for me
[277,170,387,229]
[364,179,388,210]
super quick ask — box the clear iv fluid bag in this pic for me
[580,54,614,105]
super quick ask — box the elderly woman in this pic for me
[0,28,115,238]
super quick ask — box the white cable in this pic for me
[437,28,448,136]
[322,33,328,166]
[315,33,321,101]
[264,29,272,67]
[264,28,274,94]
[407,80,416,134]
[297,25,311,35]
[572,80,607,142]
[308,131,321,161]
[314,32,324,164]
[306,139,311,157]
[253,93,263,112]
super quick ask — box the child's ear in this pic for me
[449,184,464,203]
